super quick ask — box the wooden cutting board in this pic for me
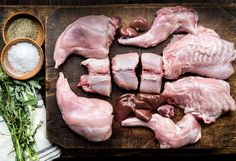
[45,4,236,150]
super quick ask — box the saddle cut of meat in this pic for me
[78,58,111,96]
[140,53,163,93]
[56,72,113,141]
[112,53,139,90]
[54,15,120,68]
[118,6,198,48]
[162,76,236,124]
[122,113,201,148]
[163,26,236,79]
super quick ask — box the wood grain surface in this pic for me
[0,0,236,5]
[45,4,236,151]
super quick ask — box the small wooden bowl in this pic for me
[2,12,45,46]
[1,38,44,80]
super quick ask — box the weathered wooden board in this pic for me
[45,4,236,150]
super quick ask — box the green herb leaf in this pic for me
[22,98,37,106]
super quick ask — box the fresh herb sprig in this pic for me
[0,66,42,161]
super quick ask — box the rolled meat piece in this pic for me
[112,53,139,90]
[140,53,163,94]
[78,58,111,97]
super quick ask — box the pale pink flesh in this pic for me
[80,57,110,74]
[140,53,163,93]
[56,72,113,141]
[112,53,139,90]
[78,74,111,97]
[163,26,236,80]
[78,58,112,96]
[122,113,201,148]
[162,76,236,124]
[54,15,120,68]
[118,6,198,48]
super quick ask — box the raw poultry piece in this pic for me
[140,53,163,93]
[157,105,175,118]
[56,72,113,141]
[118,6,198,48]
[163,26,236,79]
[78,58,111,97]
[115,93,166,122]
[162,76,236,124]
[122,113,201,148]
[112,53,139,90]
[54,15,120,68]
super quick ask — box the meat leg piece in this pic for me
[122,113,201,148]
[112,53,139,90]
[163,26,236,79]
[78,58,111,96]
[140,53,163,93]
[162,76,236,124]
[118,6,198,48]
[54,15,120,68]
[56,72,113,141]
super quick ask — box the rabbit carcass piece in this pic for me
[56,72,113,141]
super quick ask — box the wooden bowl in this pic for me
[2,12,45,46]
[1,38,44,80]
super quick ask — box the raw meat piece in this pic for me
[78,74,111,97]
[157,105,175,118]
[78,58,111,96]
[56,72,113,141]
[112,53,139,90]
[54,15,120,68]
[118,6,198,48]
[115,93,166,122]
[80,57,110,74]
[122,113,201,148]
[163,26,236,79]
[162,76,236,124]
[140,53,163,93]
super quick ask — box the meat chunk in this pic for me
[54,15,120,68]
[80,57,110,74]
[163,26,236,79]
[122,113,201,148]
[78,58,111,96]
[112,53,139,90]
[56,72,113,141]
[140,53,163,93]
[115,93,166,122]
[162,76,236,124]
[157,105,175,118]
[118,6,198,48]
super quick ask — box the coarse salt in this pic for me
[7,42,39,73]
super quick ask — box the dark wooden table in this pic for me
[1,1,236,160]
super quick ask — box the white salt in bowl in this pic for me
[1,38,44,80]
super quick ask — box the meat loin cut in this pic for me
[112,53,139,90]
[140,53,163,93]
[78,58,111,96]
